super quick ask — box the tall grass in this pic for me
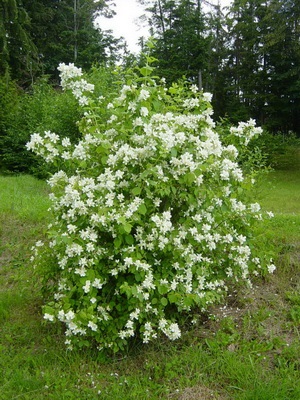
[0,147,300,400]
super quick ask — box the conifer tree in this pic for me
[22,0,119,78]
[140,0,209,83]
[0,0,37,82]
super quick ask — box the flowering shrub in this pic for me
[27,57,275,353]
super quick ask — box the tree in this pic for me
[214,0,300,134]
[204,1,229,117]
[262,0,300,133]
[21,0,120,78]
[216,0,269,123]
[140,0,210,83]
[0,0,38,82]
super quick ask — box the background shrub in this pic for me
[0,76,81,176]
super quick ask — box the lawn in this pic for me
[0,149,299,400]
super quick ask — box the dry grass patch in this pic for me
[170,384,227,400]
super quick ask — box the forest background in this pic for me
[0,0,299,173]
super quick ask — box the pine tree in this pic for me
[140,0,209,83]
[217,0,300,134]
[262,0,300,133]
[22,0,120,78]
[0,0,37,83]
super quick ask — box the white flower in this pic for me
[75,267,87,277]
[168,323,181,340]
[26,133,44,151]
[202,224,211,233]
[267,264,276,274]
[142,272,155,290]
[130,308,140,320]
[93,278,104,289]
[128,101,137,112]
[67,224,77,234]
[133,117,143,126]
[27,62,276,352]
[140,106,149,117]
[57,310,65,321]
[79,96,89,106]
[44,313,54,322]
[202,92,213,102]
[183,98,199,109]
[250,203,261,213]
[124,257,133,266]
[88,321,98,331]
[65,310,75,321]
[138,89,150,101]
[83,280,91,293]
[230,198,246,213]
[190,84,198,93]
[44,131,60,143]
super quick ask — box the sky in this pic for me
[97,0,232,53]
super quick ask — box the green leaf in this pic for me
[183,295,194,307]
[78,311,88,321]
[153,100,161,111]
[123,223,132,233]
[158,285,168,295]
[86,269,96,280]
[125,235,134,245]
[135,273,142,282]
[96,145,107,154]
[120,283,131,297]
[43,306,55,315]
[168,293,180,304]
[102,141,111,149]
[171,147,177,157]
[140,66,153,77]
[132,187,142,195]
[161,297,168,306]
[169,86,178,95]
[184,172,195,185]
[114,236,122,248]
[137,203,147,215]
[101,156,108,165]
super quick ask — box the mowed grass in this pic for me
[258,147,300,244]
[0,149,300,400]
[0,175,51,220]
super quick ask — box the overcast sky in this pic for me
[97,0,233,53]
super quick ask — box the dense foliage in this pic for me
[27,57,275,353]
[0,76,81,175]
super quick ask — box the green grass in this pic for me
[0,149,300,400]
[259,147,300,213]
[256,147,300,245]
[0,175,51,221]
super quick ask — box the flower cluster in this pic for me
[57,63,94,106]
[28,62,275,353]
[230,118,263,145]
